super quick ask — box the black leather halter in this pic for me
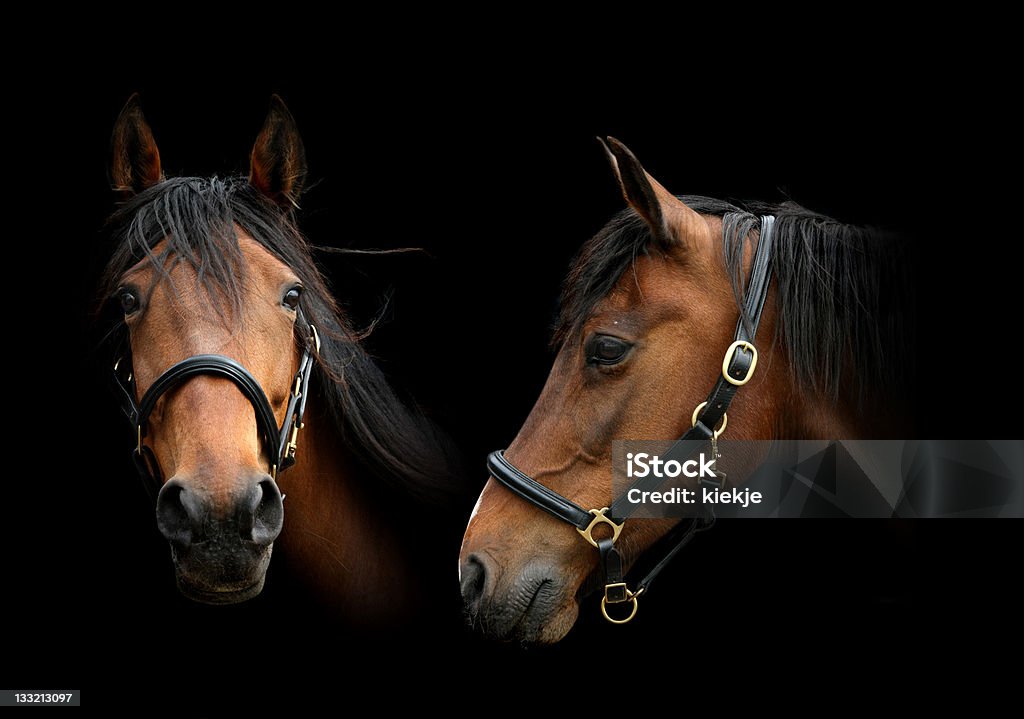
[487,216,776,624]
[112,323,320,487]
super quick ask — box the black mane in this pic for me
[554,196,912,403]
[99,176,459,503]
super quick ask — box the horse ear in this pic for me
[599,137,708,248]
[249,95,307,208]
[110,94,163,198]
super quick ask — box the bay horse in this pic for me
[459,138,912,643]
[100,95,458,621]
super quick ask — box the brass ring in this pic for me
[601,594,640,624]
[691,401,727,439]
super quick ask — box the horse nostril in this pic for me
[460,553,490,611]
[244,478,283,546]
[156,479,201,547]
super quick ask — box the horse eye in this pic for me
[588,335,631,365]
[119,288,139,315]
[282,286,303,310]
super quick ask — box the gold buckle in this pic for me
[576,507,623,548]
[722,340,757,386]
[691,401,728,439]
[601,585,643,624]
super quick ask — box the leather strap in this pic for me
[598,537,627,603]
[488,450,592,530]
[136,355,281,456]
[686,215,775,439]
[633,513,715,594]
[737,215,775,341]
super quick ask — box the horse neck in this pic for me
[276,397,416,622]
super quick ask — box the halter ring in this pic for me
[601,585,643,624]
[691,401,727,439]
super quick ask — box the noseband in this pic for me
[487,216,775,624]
[112,322,320,487]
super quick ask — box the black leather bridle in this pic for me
[487,216,776,624]
[112,321,320,487]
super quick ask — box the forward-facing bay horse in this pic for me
[101,96,458,621]
[459,138,912,643]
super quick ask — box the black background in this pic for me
[5,53,1019,704]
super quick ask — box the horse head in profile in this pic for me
[102,96,458,617]
[459,138,912,643]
